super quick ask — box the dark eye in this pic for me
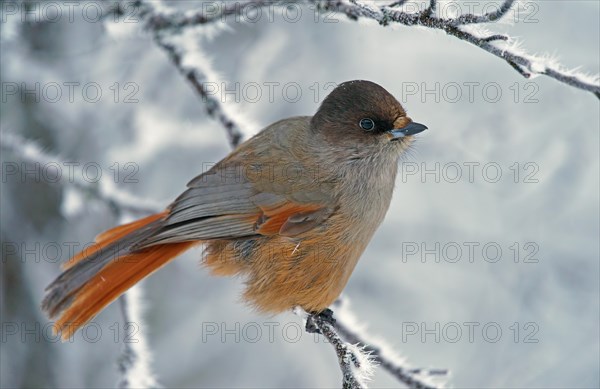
[359,118,375,131]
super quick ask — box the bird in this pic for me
[42,80,427,340]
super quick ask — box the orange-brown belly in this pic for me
[203,231,361,313]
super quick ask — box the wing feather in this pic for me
[141,134,338,246]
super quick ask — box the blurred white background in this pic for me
[1,1,599,388]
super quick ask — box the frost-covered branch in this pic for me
[146,0,276,31]
[116,286,159,389]
[297,300,447,389]
[450,0,515,24]
[298,308,374,389]
[150,37,244,148]
[132,0,599,97]
[323,0,599,96]
[332,298,447,389]
[125,0,246,148]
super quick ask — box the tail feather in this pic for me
[63,212,167,270]
[42,211,197,340]
[54,242,194,340]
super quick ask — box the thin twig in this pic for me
[324,0,599,97]
[301,309,371,389]
[148,0,277,31]
[116,295,137,389]
[387,0,408,8]
[151,37,244,148]
[450,0,516,25]
[135,0,245,148]
[116,285,160,389]
[332,298,447,389]
[138,0,599,97]
[316,319,365,388]
[334,320,443,389]
[426,0,437,17]
[482,34,509,42]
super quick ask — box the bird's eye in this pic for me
[359,118,375,131]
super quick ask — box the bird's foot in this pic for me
[305,308,336,334]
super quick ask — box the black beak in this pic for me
[389,122,428,139]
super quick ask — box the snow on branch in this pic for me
[332,298,448,389]
[329,0,599,96]
[146,0,276,31]
[122,0,247,148]
[131,0,599,97]
[150,37,245,148]
[116,285,159,389]
[296,300,447,389]
[449,0,515,24]
[297,307,375,389]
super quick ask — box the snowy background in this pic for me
[1,0,599,388]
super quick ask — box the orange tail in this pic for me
[42,211,196,340]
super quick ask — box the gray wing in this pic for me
[139,166,336,246]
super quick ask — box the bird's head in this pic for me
[311,80,427,154]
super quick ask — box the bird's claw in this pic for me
[305,308,336,334]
